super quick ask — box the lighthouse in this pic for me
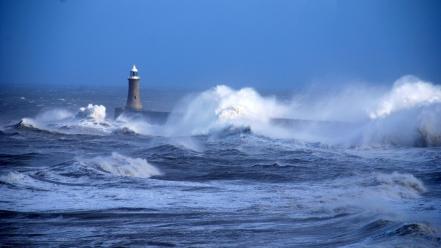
[126,65,143,111]
[114,65,169,123]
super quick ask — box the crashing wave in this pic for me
[17,104,156,136]
[355,76,441,146]
[14,118,38,129]
[324,172,427,209]
[13,118,60,134]
[12,104,132,135]
[370,76,441,119]
[165,85,287,136]
[76,104,106,123]
[76,152,161,178]
[361,103,441,147]
[367,171,426,199]
[114,113,155,135]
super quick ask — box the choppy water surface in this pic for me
[1,79,441,247]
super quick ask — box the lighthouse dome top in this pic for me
[129,65,140,79]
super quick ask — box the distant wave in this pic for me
[0,153,160,192]
[323,171,426,206]
[11,104,155,136]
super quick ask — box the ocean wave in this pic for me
[11,105,109,134]
[0,171,29,186]
[114,113,155,135]
[164,85,287,136]
[75,152,161,178]
[356,221,441,247]
[364,172,426,199]
[162,78,441,147]
[391,223,438,238]
[14,118,41,130]
[10,104,158,136]
[360,103,441,147]
[0,171,53,190]
[369,76,441,119]
[75,104,106,123]
[307,172,428,215]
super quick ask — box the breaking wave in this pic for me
[164,85,287,136]
[363,171,426,199]
[13,104,155,136]
[323,172,426,205]
[76,104,106,123]
[164,77,441,146]
[76,152,161,178]
[369,76,441,119]
[0,171,55,190]
[13,104,110,134]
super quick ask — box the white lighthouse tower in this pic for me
[115,64,169,123]
[126,65,143,111]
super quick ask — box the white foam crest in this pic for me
[76,104,107,123]
[0,171,29,185]
[16,109,74,131]
[18,118,40,129]
[367,171,426,199]
[77,152,161,178]
[266,75,441,146]
[55,104,113,134]
[370,75,441,119]
[0,171,54,190]
[360,103,441,146]
[296,172,427,218]
[322,172,426,204]
[16,104,119,135]
[114,113,155,135]
[14,103,162,136]
[166,85,288,136]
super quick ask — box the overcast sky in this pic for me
[1,0,440,89]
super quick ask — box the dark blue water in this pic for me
[0,87,440,247]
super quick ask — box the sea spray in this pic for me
[164,85,288,136]
[76,104,106,123]
[369,76,441,119]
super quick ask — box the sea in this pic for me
[1,76,441,247]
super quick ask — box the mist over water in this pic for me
[1,76,441,247]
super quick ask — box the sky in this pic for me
[0,0,440,90]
